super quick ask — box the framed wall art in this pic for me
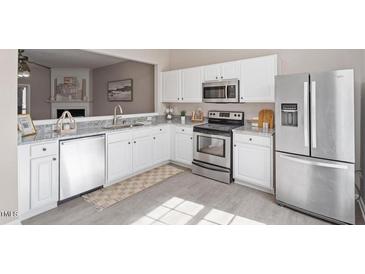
[18,114,37,136]
[107,79,133,101]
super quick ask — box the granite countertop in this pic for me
[18,118,206,146]
[232,125,275,137]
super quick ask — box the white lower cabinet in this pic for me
[106,126,173,184]
[18,141,59,220]
[233,133,273,192]
[174,127,193,165]
[107,136,133,184]
[133,135,154,172]
[30,155,58,209]
[153,131,170,164]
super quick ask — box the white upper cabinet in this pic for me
[203,64,222,81]
[240,54,277,102]
[161,54,278,103]
[203,61,240,81]
[162,70,180,102]
[221,61,241,79]
[180,67,203,102]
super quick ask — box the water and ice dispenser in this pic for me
[281,104,298,127]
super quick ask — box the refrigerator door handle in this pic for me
[311,81,317,148]
[279,154,348,170]
[303,82,309,148]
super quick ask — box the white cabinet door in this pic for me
[221,61,240,79]
[162,70,181,102]
[175,133,193,165]
[240,55,277,102]
[153,132,170,164]
[133,135,154,172]
[233,142,271,189]
[107,139,133,184]
[180,67,203,102]
[203,64,221,81]
[30,155,58,209]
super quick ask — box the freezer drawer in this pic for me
[60,135,105,201]
[276,152,355,224]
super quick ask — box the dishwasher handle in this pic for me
[60,135,105,146]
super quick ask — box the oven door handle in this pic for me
[192,161,230,173]
[194,132,231,141]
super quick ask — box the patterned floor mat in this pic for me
[83,164,184,210]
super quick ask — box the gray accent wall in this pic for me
[92,60,154,116]
[18,63,51,120]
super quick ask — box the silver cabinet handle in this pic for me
[311,81,317,149]
[52,157,57,161]
[303,82,309,148]
[279,154,348,170]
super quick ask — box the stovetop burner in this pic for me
[193,123,242,133]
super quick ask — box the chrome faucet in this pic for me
[113,105,123,125]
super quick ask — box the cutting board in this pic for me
[258,109,274,129]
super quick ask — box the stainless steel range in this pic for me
[192,111,244,184]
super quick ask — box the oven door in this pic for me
[193,132,231,168]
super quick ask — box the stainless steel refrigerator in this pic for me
[275,69,355,224]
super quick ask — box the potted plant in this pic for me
[180,110,186,124]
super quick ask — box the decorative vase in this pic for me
[181,116,186,124]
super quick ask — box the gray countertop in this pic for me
[18,118,205,146]
[232,126,275,137]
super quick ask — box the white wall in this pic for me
[0,49,18,224]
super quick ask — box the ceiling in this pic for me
[24,49,127,69]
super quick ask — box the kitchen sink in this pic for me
[102,123,145,130]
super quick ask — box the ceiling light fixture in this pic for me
[18,49,31,78]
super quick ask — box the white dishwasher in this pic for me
[60,135,105,201]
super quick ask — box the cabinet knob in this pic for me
[240,97,243,99]
[128,142,131,144]
[190,137,192,140]
[221,76,223,79]
[177,98,180,100]
[215,76,218,79]
[249,138,252,141]
[52,157,57,161]
[160,128,162,131]
[134,141,136,144]
[182,129,184,132]
[234,144,236,147]
[153,137,156,140]
[181,98,184,100]
[42,148,47,151]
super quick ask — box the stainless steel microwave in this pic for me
[202,79,239,103]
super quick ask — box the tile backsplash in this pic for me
[162,103,275,119]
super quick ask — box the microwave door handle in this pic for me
[311,81,317,149]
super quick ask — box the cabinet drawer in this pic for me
[30,142,57,158]
[108,131,132,144]
[234,134,270,147]
[175,126,193,135]
[152,125,169,135]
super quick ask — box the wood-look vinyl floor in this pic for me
[23,170,364,225]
